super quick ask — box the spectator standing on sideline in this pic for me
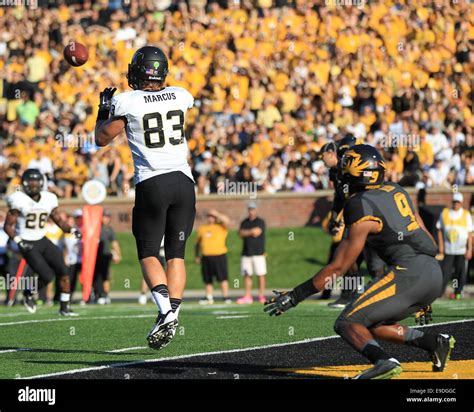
[139,238,165,305]
[437,193,473,299]
[237,202,267,304]
[195,210,231,305]
[93,211,121,304]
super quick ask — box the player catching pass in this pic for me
[95,46,196,350]
[265,145,455,379]
[4,169,80,316]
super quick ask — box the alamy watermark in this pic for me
[0,274,38,293]
[325,0,366,9]
[0,0,38,9]
[324,274,365,292]
[217,179,258,199]
[379,132,420,151]
[55,132,95,148]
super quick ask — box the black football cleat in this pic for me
[430,334,456,372]
[353,358,402,379]
[23,294,37,314]
[147,311,178,350]
[59,302,79,317]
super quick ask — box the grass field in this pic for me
[113,227,333,291]
[1,226,473,380]
[0,299,473,379]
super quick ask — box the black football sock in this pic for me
[361,340,391,364]
[405,328,438,352]
[170,298,182,316]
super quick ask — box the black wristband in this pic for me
[97,108,109,121]
[293,278,319,303]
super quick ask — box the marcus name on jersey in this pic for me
[143,92,176,104]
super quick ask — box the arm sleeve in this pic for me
[331,189,345,215]
[435,218,442,230]
[343,196,377,227]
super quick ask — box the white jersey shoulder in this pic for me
[110,87,194,184]
[7,191,58,241]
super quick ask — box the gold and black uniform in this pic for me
[336,182,442,328]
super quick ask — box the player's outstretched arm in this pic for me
[264,221,377,316]
[94,87,126,147]
[50,208,81,239]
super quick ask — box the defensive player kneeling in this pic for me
[264,145,455,379]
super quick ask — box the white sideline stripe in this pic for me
[19,318,474,380]
[0,314,152,327]
[106,346,147,353]
[0,348,31,354]
[216,315,249,319]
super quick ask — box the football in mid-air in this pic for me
[63,41,89,67]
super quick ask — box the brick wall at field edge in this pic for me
[1,189,467,232]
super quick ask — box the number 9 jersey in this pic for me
[343,182,437,265]
[6,190,59,241]
[110,86,194,184]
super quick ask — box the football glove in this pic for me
[264,290,297,316]
[415,305,433,326]
[328,211,342,235]
[18,239,34,254]
[99,87,117,111]
[71,228,82,240]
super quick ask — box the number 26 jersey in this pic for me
[110,86,194,184]
[6,191,59,241]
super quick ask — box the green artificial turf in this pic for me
[0,300,473,379]
[112,227,332,291]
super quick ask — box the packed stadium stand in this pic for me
[0,0,472,198]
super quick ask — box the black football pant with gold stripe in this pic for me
[335,254,443,331]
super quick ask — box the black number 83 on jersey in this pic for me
[143,110,184,148]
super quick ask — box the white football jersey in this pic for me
[110,86,195,184]
[6,191,58,241]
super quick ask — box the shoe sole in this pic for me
[432,336,456,372]
[147,320,178,350]
[372,365,403,380]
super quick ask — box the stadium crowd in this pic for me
[0,0,473,198]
